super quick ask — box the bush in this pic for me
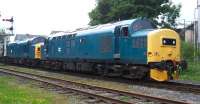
[180,41,200,81]
[181,42,200,61]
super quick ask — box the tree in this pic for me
[89,0,181,28]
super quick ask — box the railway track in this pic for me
[62,70,200,94]
[0,68,191,104]
[153,80,200,94]
[1,64,200,94]
[122,80,200,95]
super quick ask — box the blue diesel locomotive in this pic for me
[6,18,182,81]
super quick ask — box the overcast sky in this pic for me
[172,0,197,21]
[0,0,198,35]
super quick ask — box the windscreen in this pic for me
[162,38,176,46]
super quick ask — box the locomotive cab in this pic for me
[31,37,46,60]
[148,29,181,81]
[111,18,181,81]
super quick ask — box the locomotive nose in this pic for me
[147,29,181,81]
[147,29,180,62]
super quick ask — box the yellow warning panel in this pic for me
[147,29,181,63]
[150,69,168,82]
[35,44,41,59]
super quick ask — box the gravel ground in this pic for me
[129,85,200,104]
[0,64,200,104]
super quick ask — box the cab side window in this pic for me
[121,27,129,37]
[114,26,121,36]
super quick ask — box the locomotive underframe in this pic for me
[3,57,150,79]
[2,56,185,81]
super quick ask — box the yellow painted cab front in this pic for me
[147,29,181,81]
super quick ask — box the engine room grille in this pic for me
[101,36,112,52]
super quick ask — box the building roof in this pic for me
[14,34,44,42]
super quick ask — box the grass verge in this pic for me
[179,61,200,82]
[0,75,73,104]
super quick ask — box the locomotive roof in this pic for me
[48,18,152,39]
[8,36,46,45]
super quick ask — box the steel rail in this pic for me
[166,80,200,93]
[0,68,190,104]
[1,64,199,94]
[144,81,200,94]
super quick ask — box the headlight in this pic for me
[163,40,166,44]
[173,40,175,45]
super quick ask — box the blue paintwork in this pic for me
[7,42,17,57]
[45,18,154,64]
[7,18,154,65]
[46,28,115,61]
[7,40,29,58]
[119,30,154,64]
[7,36,46,59]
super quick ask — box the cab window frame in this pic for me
[120,26,129,37]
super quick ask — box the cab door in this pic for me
[114,26,121,59]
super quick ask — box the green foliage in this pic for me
[180,42,200,81]
[160,2,181,28]
[89,0,181,28]
[181,42,200,61]
[180,61,200,81]
[181,42,195,61]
